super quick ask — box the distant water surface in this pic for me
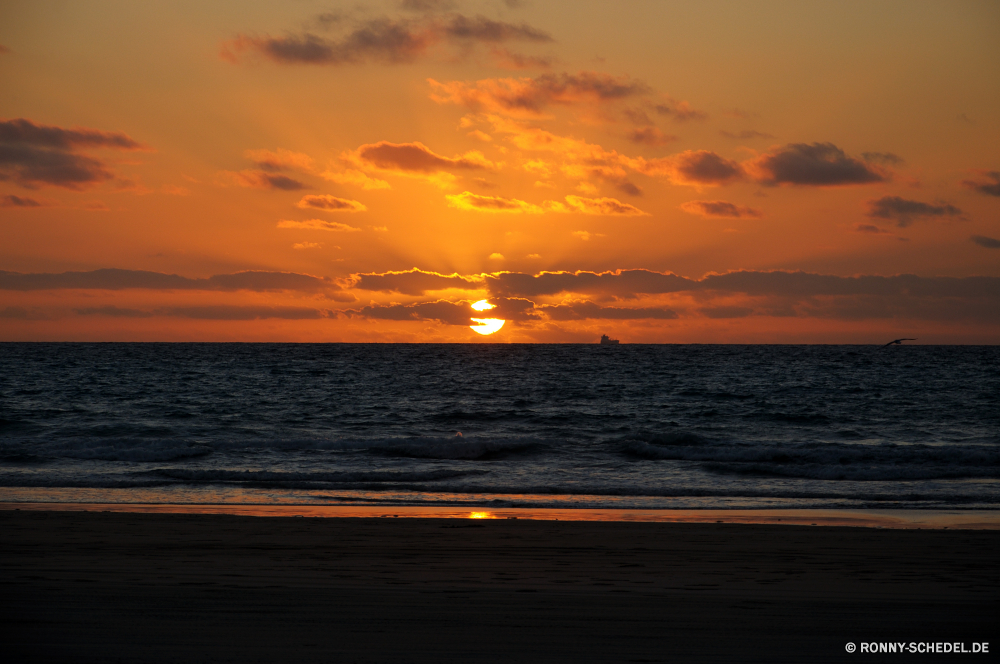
[1,343,997,510]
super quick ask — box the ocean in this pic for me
[1,343,997,510]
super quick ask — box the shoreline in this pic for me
[3,502,999,528]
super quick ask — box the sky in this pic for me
[1,0,998,343]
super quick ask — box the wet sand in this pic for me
[2,509,996,663]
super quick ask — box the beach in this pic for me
[2,509,996,663]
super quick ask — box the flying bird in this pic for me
[884,338,917,346]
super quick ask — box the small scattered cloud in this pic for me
[861,151,903,165]
[400,0,457,11]
[296,194,367,212]
[0,117,148,190]
[971,235,1000,249]
[653,99,708,122]
[854,223,892,234]
[962,171,1000,197]
[223,170,310,190]
[547,195,647,216]
[161,184,190,196]
[700,305,753,319]
[429,71,649,117]
[350,141,495,182]
[489,252,505,259]
[636,150,744,186]
[747,142,887,186]
[719,129,773,140]
[866,196,963,227]
[293,241,323,249]
[1,194,44,207]
[321,168,391,190]
[244,148,315,173]
[628,126,678,147]
[467,129,493,142]
[81,201,110,211]
[488,47,553,70]
[679,200,762,219]
[220,14,551,67]
[277,218,362,232]
[75,306,153,318]
[446,190,543,213]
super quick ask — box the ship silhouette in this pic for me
[599,334,620,345]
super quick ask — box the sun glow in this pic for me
[470,318,505,335]
[470,300,504,335]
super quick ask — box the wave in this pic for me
[621,431,1000,481]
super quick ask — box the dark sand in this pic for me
[1,510,996,663]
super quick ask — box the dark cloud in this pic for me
[962,171,1000,197]
[971,235,1000,249]
[749,143,886,186]
[352,268,481,295]
[155,306,326,320]
[628,126,678,147]
[489,48,553,70]
[228,170,309,190]
[356,141,491,172]
[653,100,708,122]
[719,129,774,140]
[540,301,678,320]
[75,306,153,318]
[1,194,43,207]
[429,72,648,116]
[0,306,30,319]
[0,269,340,293]
[444,15,551,42]
[344,300,474,325]
[296,194,366,212]
[854,223,892,234]
[486,269,694,298]
[400,0,457,11]
[862,151,903,165]
[221,14,550,66]
[637,150,744,186]
[615,181,643,197]
[0,119,147,190]
[679,200,762,219]
[866,196,963,227]
[700,306,753,319]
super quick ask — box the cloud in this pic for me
[854,223,892,234]
[296,194,367,212]
[653,99,708,122]
[861,151,903,165]
[486,269,694,298]
[719,129,774,140]
[636,150,744,186]
[0,118,147,190]
[540,301,678,320]
[0,46,10,55]
[351,268,481,294]
[488,47,553,70]
[344,300,477,325]
[0,269,341,292]
[292,242,323,249]
[321,169,391,190]
[971,235,1000,249]
[1,194,43,207]
[225,170,310,190]
[962,171,1000,197]
[628,126,678,146]
[400,0,457,11]
[220,14,551,66]
[699,305,753,319]
[866,196,963,227]
[445,190,543,213]
[679,200,762,219]
[155,306,326,320]
[244,148,315,173]
[428,71,649,117]
[74,306,153,318]
[547,195,647,216]
[349,141,495,179]
[277,219,361,232]
[747,142,887,186]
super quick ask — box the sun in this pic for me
[470,300,505,335]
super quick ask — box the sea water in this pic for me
[1,343,997,510]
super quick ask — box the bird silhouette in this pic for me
[884,338,917,346]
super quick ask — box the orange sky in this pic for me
[1,0,998,342]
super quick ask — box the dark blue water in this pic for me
[1,343,997,509]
